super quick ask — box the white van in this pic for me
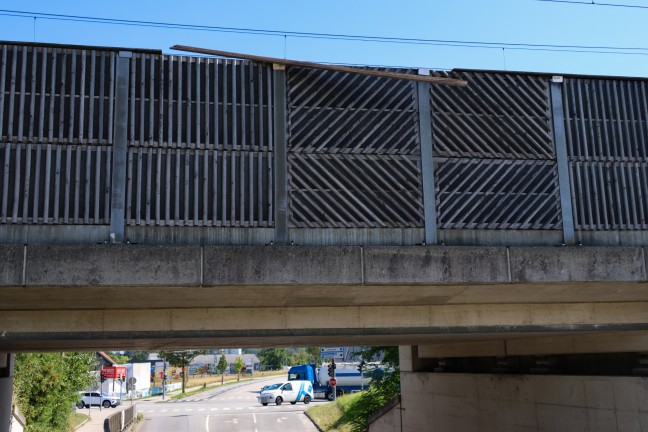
[257,381,313,406]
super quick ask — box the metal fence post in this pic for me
[417,70,438,245]
[273,64,289,244]
[550,77,575,245]
[109,51,131,243]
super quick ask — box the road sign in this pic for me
[127,377,137,386]
[329,378,337,386]
[320,347,344,352]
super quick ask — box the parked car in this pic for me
[76,392,121,409]
[257,381,313,406]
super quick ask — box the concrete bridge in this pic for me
[2,40,648,431]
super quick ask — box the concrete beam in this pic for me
[0,244,645,289]
[3,302,648,352]
[417,330,648,358]
[363,246,510,284]
[0,245,22,286]
[510,247,645,282]
[25,244,201,286]
[203,246,362,285]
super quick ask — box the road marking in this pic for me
[173,409,180,412]
[198,408,205,411]
[223,407,230,411]
[253,413,257,424]
[205,415,209,432]
[160,409,168,413]
[186,409,193,412]
[210,408,218,411]
[236,407,242,410]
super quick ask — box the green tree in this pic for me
[232,355,245,381]
[108,352,129,364]
[123,350,150,362]
[349,346,400,432]
[290,349,309,366]
[216,354,229,385]
[306,347,321,365]
[158,350,206,393]
[258,348,288,370]
[13,352,97,432]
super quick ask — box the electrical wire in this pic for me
[0,8,647,57]
[537,0,648,10]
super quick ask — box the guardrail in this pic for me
[103,405,136,432]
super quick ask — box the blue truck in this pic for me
[287,362,372,400]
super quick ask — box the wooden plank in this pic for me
[171,45,468,87]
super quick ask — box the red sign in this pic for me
[101,366,127,379]
[329,378,337,386]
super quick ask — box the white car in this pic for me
[76,392,121,409]
[257,381,313,406]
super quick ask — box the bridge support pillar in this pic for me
[416,72,438,245]
[109,51,132,243]
[550,77,575,245]
[0,353,14,432]
[273,64,289,244]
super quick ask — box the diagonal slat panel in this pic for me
[430,71,554,160]
[287,67,419,155]
[436,158,561,229]
[288,154,423,228]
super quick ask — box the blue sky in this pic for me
[0,0,647,77]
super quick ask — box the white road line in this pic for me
[236,407,242,410]
[198,408,205,411]
[253,413,257,424]
[210,408,218,411]
[205,415,209,432]
[173,409,180,412]
[186,409,193,412]
[223,407,230,411]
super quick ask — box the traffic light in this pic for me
[357,360,366,373]
[327,361,337,377]
[100,371,106,383]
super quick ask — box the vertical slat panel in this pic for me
[38,47,47,143]
[7,46,18,140]
[0,45,7,140]
[17,46,27,142]
[564,77,648,231]
[1,144,11,222]
[53,144,62,223]
[33,142,42,222]
[97,52,105,143]
[23,142,32,222]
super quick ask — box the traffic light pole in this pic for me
[162,361,167,400]
[332,359,336,401]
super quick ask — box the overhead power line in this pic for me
[1,8,647,56]
[537,0,648,10]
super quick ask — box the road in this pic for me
[136,376,322,432]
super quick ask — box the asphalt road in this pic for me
[136,376,322,432]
